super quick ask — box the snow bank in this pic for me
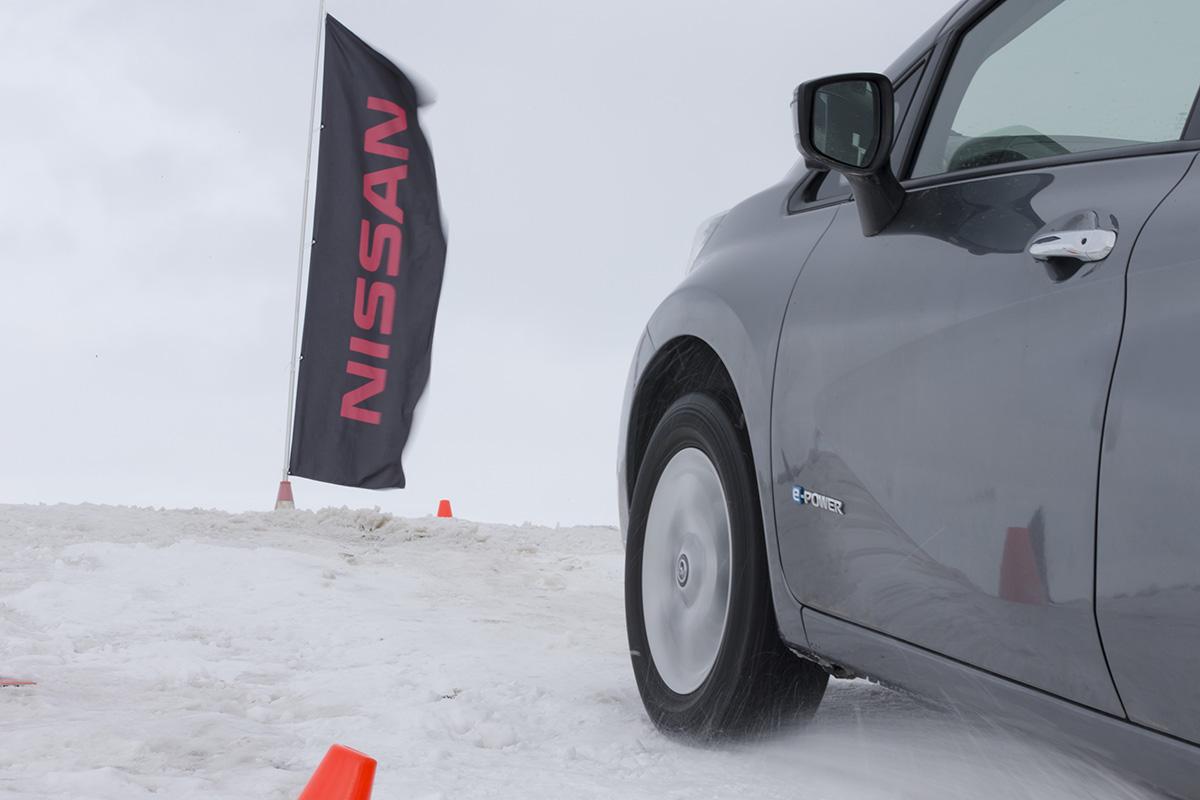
[0,505,1154,798]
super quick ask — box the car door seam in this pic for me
[766,204,843,642]
[1092,151,1200,721]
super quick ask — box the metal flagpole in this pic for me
[276,0,327,510]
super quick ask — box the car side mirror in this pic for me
[793,73,905,236]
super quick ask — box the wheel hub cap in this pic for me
[676,553,690,587]
[641,447,732,695]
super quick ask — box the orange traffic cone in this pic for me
[275,480,295,510]
[436,499,453,518]
[298,744,376,800]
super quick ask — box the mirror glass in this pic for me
[811,79,880,168]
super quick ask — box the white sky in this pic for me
[0,0,952,525]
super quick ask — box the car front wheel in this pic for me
[625,392,828,737]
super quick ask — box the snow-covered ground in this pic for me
[0,505,1158,799]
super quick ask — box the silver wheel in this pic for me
[641,447,732,695]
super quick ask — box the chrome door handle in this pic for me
[1028,229,1116,262]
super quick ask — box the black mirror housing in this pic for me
[792,72,905,236]
[794,73,894,174]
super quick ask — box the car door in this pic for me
[1096,153,1200,744]
[771,0,1200,713]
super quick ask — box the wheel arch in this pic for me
[620,284,810,647]
[624,335,745,503]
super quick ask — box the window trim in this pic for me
[902,138,1200,193]
[902,0,1200,184]
[888,55,932,167]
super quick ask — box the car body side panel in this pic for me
[771,152,1196,714]
[803,608,1200,799]
[623,181,839,644]
[1097,154,1200,744]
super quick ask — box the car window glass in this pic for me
[813,170,850,202]
[888,60,925,173]
[912,0,1200,179]
[891,64,923,142]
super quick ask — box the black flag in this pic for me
[289,16,446,489]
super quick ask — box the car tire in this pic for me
[625,392,828,738]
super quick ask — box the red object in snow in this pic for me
[275,480,296,510]
[0,677,35,687]
[297,744,376,800]
[436,499,453,518]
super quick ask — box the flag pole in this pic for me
[277,0,327,510]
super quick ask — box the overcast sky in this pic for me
[0,0,952,525]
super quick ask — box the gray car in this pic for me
[617,0,1200,795]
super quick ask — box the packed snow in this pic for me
[0,505,1159,798]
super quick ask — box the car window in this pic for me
[890,61,924,150]
[812,170,850,202]
[911,0,1200,179]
